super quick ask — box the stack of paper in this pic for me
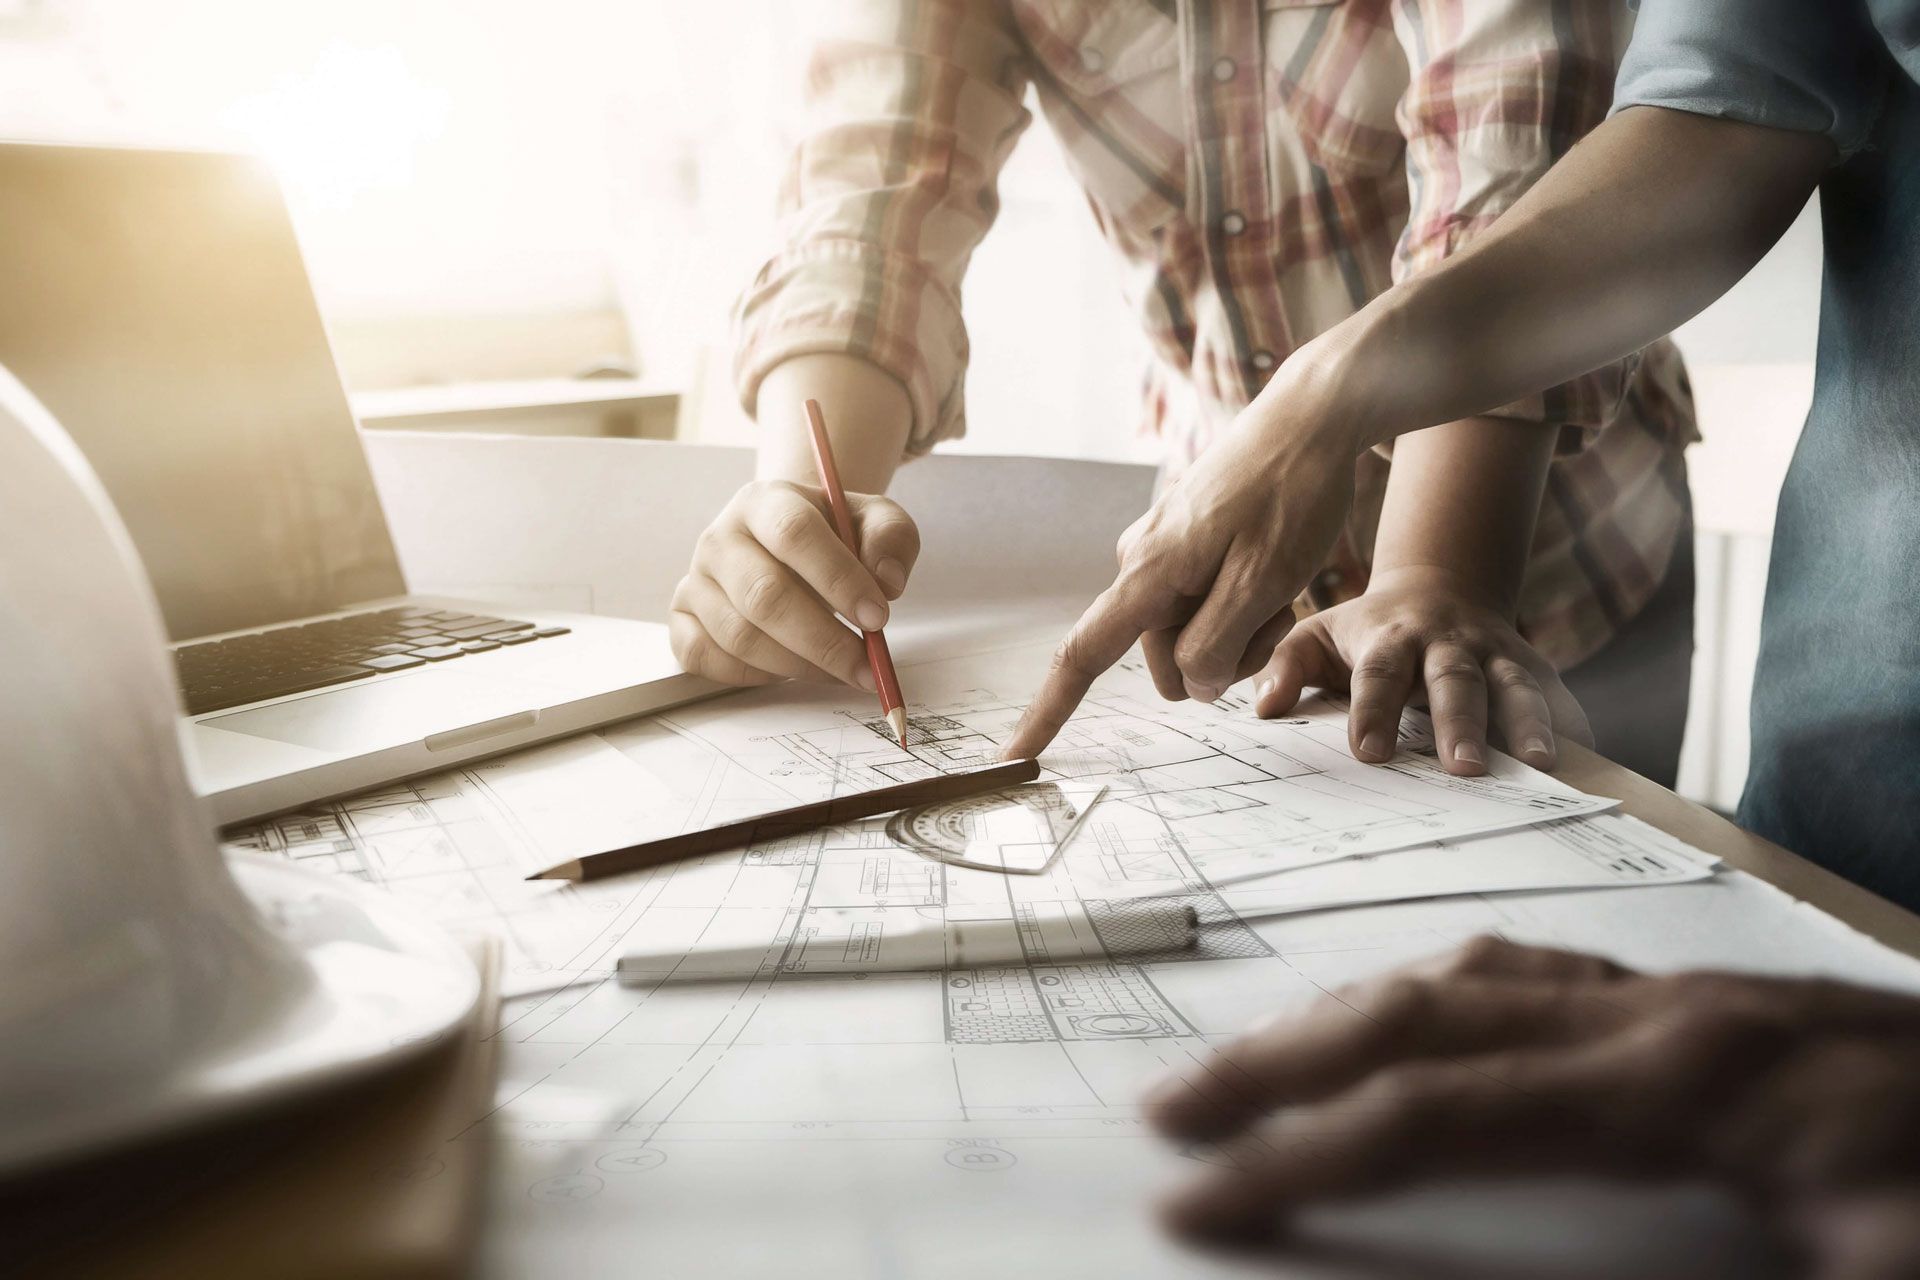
[225,638,1716,991]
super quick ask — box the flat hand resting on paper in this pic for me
[669,479,919,689]
[1251,567,1592,775]
[1144,936,1920,1274]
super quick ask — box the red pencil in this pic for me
[803,399,910,747]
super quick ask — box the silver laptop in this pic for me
[0,142,715,824]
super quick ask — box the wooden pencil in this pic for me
[526,758,1040,882]
[803,398,910,746]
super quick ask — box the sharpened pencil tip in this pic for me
[525,860,582,882]
[887,706,908,748]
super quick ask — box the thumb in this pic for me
[1253,622,1342,718]
[1527,660,1595,750]
[849,494,921,599]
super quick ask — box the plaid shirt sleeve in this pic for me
[1388,0,1638,439]
[733,0,1032,455]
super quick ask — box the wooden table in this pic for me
[1555,742,1920,959]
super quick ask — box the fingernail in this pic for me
[875,558,906,594]
[1453,740,1485,768]
[1523,737,1552,763]
[1254,678,1274,705]
[1184,679,1225,704]
[855,601,887,632]
[1360,730,1393,760]
[852,666,876,692]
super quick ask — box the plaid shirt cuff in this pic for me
[733,238,969,457]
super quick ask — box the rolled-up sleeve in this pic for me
[733,0,1032,455]
[1388,0,1641,439]
[1612,0,1884,160]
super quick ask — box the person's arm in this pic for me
[1370,419,1552,626]
[672,0,1032,688]
[753,354,910,491]
[1252,415,1592,773]
[1301,105,1830,453]
[1005,105,1828,758]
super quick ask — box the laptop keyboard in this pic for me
[174,606,571,716]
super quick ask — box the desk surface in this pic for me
[14,735,1914,1280]
[1554,742,1920,959]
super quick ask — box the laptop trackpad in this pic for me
[206,671,547,754]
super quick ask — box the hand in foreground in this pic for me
[669,480,918,688]
[1251,566,1592,775]
[1144,936,1920,1275]
[1003,413,1356,759]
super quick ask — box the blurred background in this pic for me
[0,0,1821,810]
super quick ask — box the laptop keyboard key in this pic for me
[360,653,427,671]
[175,607,540,713]
[530,626,571,638]
[410,645,465,661]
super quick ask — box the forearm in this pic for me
[1275,106,1829,449]
[1370,416,1554,617]
[753,353,914,492]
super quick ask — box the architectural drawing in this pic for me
[218,642,1741,1277]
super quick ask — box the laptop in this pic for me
[0,142,716,824]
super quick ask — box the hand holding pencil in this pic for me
[666,401,921,698]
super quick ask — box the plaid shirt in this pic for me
[735,0,1697,669]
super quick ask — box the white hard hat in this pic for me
[0,364,478,1173]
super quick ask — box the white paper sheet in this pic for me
[659,643,1615,866]
[363,435,1156,646]
[465,866,1920,1280]
[226,641,1620,993]
[1215,812,1717,918]
[363,434,755,622]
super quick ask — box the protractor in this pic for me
[885,781,1108,874]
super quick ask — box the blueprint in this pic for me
[225,642,1624,995]
[216,638,1920,1279]
[465,875,1911,1280]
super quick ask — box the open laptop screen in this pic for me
[0,143,405,641]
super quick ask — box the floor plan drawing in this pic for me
[226,644,1630,995]
[215,641,1743,1277]
[661,650,1616,873]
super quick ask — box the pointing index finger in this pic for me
[1003,582,1164,759]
